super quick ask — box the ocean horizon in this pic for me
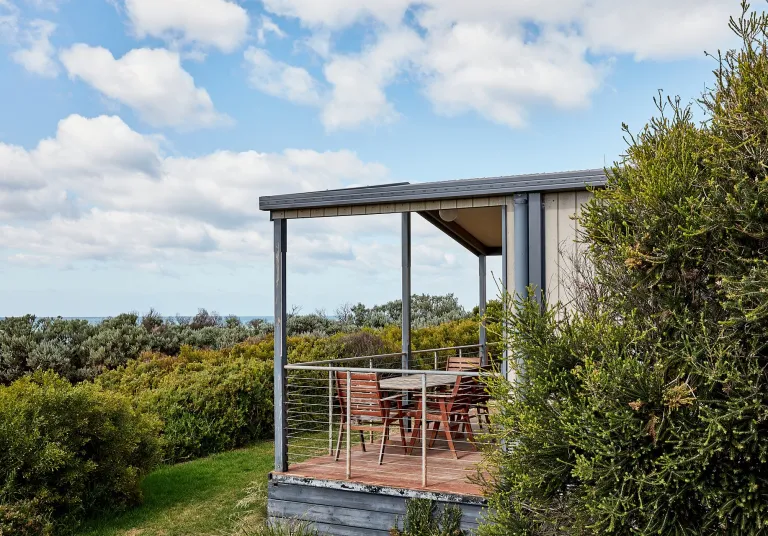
[1,316,274,325]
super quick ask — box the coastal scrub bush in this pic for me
[0,372,161,533]
[481,6,768,535]
[0,294,472,385]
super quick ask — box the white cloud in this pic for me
[11,19,58,77]
[322,28,423,130]
[259,0,739,129]
[59,45,228,129]
[124,0,249,53]
[0,0,19,44]
[420,24,603,127]
[257,15,285,44]
[0,114,393,268]
[244,47,322,106]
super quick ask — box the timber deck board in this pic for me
[279,431,484,496]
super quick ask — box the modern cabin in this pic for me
[258,169,606,535]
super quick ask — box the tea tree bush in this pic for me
[0,373,161,533]
[481,6,768,535]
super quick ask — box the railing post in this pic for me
[421,373,427,488]
[328,366,333,456]
[459,348,463,358]
[346,370,352,480]
[433,351,438,370]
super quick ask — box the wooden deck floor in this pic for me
[280,431,484,497]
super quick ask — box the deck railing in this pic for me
[283,344,499,491]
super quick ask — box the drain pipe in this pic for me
[512,194,529,383]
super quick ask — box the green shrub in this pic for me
[0,500,53,536]
[0,372,161,533]
[391,499,464,536]
[97,343,275,463]
[481,7,768,535]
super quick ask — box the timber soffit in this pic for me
[259,169,607,212]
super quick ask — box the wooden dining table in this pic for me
[379,374,458,392]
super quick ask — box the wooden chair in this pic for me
[334,372,409,465]
[445,355,481,371]
[407,375,477,459]
[445,356,490,428]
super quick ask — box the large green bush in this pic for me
[0,373,161,533]
[481,7,768,535]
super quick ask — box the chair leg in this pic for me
[359,430,367,452]
[398,415,408,453]
[378,417,391,465]
[440,405,457,459]
[408,417,422,454]
[462,411,476,447]
[334,420,344,461]
[428,421,440,448]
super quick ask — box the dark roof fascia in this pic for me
[259,169,606,212]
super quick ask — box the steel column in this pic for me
[401,212,411,370]
[514,194,529,300]
[513,194,529,384]
[479,254,487,365]
[528,192,544,306]
[501,205,509,378]
[273,218,288,472]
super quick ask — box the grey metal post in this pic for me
[513,194,529,383]
[479,254,487,365]
[274,218,288,472]
[514,194,529,300]
[527,192,544,306]
[401,212,411,370]
[501,205,508,378]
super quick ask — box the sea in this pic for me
[1,316,274,325]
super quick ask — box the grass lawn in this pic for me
[77,441,274,536]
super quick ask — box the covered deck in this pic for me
[259,169,606,535]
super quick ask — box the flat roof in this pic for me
[259,168,606,212]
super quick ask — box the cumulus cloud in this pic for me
[11,19,57,77]
[255,0,739,129]
[244,47,322,106]
[124,0,249,53]
[59,45,228,129]
[0,114,396,268]
[322,28,423,130]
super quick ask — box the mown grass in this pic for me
[76,442,274,536]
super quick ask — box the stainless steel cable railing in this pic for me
[284,343,500,491]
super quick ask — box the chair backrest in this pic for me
[335,372,386,418]
[446,355,481,371]
[442,374,477,413]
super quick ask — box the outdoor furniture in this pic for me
[334,372,409,465]
[445,356,490,428]
[407,375,477,459]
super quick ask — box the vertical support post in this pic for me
[513,194,529,384]
[421,373,427,488]
[479,254,487,365]
[328,367,333,456]
[402,212,411,371]
[514,194,529,300]
[434,351,438,370]
[346,371,351,479]
[273,218,288,472]
[500,204,510,379]
[528,192,545,306]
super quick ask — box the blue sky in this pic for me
[0,0,742,317]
